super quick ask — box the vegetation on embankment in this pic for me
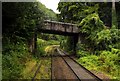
[2,41,30,79]
[58,2,120,80]
[21,36,59,79]
[2,1,120,80]
[36,37,60,57]
[77,47,120,79]
[2,2,58,79]
[22,57,51,79]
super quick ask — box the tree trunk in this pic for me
[112,0,118,28]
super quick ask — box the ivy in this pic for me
[79,13,105,34]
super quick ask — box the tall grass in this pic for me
[77,48,120,80]
[2,41,30,79]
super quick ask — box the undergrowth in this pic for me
[2,38,58,79]
[77,48,120,80]
[2,41,30,79]
[37,38,59,56]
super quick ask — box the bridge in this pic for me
[37,20,79,36]
[29,20,80,54]
[29,20,102,80]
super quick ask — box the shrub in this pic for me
[36,38,46,57]
[36,38,60,56]
[76,43,91,57]
[47,40,60,45]
[77,55,99,70]
[77,50,90,57]
[98,49,120,78]
[2,41,29,79]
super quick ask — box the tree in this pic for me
[115,2,120,28]
[112,0,118,28]
[57,2,107,52]
[2,2,44,43]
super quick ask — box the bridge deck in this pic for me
[37,20,79,35]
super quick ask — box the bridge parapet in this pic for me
[38,20,79,34]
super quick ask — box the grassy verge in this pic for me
[21,38,59,79]
[36,38,59,57]
[2,41,30,79]
[2,38,59,79]
[76,48,120,80]
[34,58,51,79]
[21,57,51,79]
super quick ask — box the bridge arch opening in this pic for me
[30,20,79,56]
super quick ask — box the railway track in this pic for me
[32,57,51,81]
[51,51,79,80]
[55,48,102,81]
[32,48,102,81]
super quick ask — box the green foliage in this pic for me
[3,2,44,42]
[57,2,112,52]
[93,28,120,50]
[94,29,112,50]
[36,38,60,56]
[78,13,108,50]
[96,29,111,44]
[60,39,67,49]
[39,34,61,41]
[60,36,75,54]
[77,48,120,79]
[76,43,90,57]
[57,2,100,23]
[38,2,57,20]
[2,2,57,79]
[100,48,120,65]
[98,49,120,79]
[98,2,112,27]
[77,55,99,70]
[110,29,120,48]
[79,13,105,34]
[116,2,120,28]
[79,12,120,50]
[112,2,118,29]
[3,2,57,43]
[47,40,60,45]
[2,41,29,79]
[45,45,59,56]
[58,2,120,80]
[36,38,46,56]
[77,50,90,58]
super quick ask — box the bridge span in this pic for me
[37,20,79,36]
[30,20,80,54]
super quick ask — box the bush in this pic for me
[36,38,60,56]
[79,13,105,34]
[93,29,120,50]
[98,49,120,79]
[76,43,91,57]
[77,50,90,57]
[47,40,60,45]
[77,48,120,80]
[2,41,29,79]
[77,55,99,70]
[36,38,46,57]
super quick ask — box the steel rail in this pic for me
[58,48,102,81]
[56,49,81,81]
